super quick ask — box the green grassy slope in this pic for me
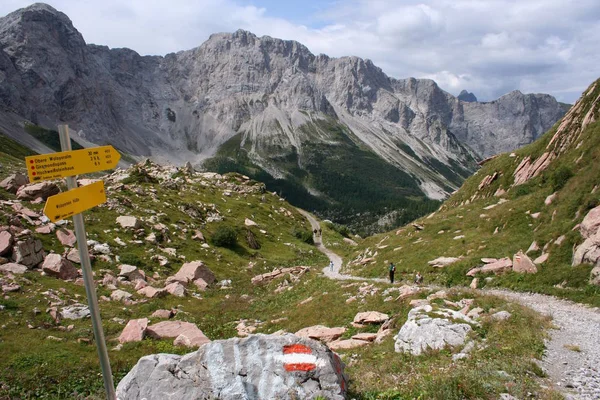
[343,79,600,306]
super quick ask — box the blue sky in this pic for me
[1,0,599,104]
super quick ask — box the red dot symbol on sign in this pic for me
[282,344,316,372]
[30,160,33,164]
[31,166,35,170]
[32,172,36,176]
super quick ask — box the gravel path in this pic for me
[298,209,600,400]
[486,290,600,400]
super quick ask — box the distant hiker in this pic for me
[414,272,423,285]
[313,228,317,235]
[318,228,322,236]
[389,262,396,284]
[329,261,334,271]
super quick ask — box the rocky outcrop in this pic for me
[295,325,346,343]
[116,334,347,400]
[11,237,45,268]
[146,321,210,348]
[15,182,60,201]
[167,261,215,286]
[41,253,79,280]
[512,251,538,274]
[573,205,600,267]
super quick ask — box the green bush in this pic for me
[324,221,351,238]
[212,225,238,247]
[119,253,143,267]
[550,166,574,191]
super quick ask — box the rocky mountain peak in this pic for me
[457,90,477,102]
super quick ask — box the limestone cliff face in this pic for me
[0,4,566,199]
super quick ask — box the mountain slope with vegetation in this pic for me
[342,78,600,306]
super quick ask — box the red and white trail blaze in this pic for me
[281,344,318,372]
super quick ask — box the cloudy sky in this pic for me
[1,0,598,103]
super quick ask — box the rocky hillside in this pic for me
[0,4,567,231]
[342,78,600,306]
[0,144,561,399]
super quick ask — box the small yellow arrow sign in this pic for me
[25,145,121,182]
[44,180,107,222]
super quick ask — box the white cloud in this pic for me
[0,0,598,103]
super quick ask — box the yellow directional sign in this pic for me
[43,180,106,222]
[25,145,121,182]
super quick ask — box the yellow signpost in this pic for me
[25,145,121,182]
[43,180,106,222]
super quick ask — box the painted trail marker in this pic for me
[25,145,120,182]
[44,180,106,222]
[282,344,318,372]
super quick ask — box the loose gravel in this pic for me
[486,290,600,400]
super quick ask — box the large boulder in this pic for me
[0,262,28,275]
[580,205,600,238]
[119,264,145,281]
[119,318,149,344]
[56,229,77,247]
[395,305,475,356]
[116,334,347,400]
[116,216,141,229]
[146,321,210,348]
[573,231,600,266]
[295,325,346,343]
[0,173,29,193]
[11,237,45,268]
[16,182,60,200]
[42,254,79,280]
[167,261,215,286]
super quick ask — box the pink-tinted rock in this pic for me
[16,182,60,201]
[146,321,210,348]
[42,254,79,280]
[2,283,21,293]
[328,339,370,350]
[134,280,147,290]
[479,257,512,274]
[580,205,600,238]
[534,253,549,265]
[353,311,389,324]
[56,229,77,247]
[0,231,13,256]
[119,264,145,281]
[165,282,186,297]
[0,173,28,193]
[512,251,538,274]
[111,289,133,302]
[137,286,167,298]
[352,333,378,342]
[168,261,215,286]
[295,325,346,343]
[0,262,28,274]
[35,225,55,234]
[118,318,148,344]
[65,248,81,264]
[151,309,174,319]
[193,278,208,291]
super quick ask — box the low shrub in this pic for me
[212,225,238,247]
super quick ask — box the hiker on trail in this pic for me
[313,228,317,235]
[318,228,322,236]
[414,272,423,285]
[329,261,334,271]
[388,262,396,284]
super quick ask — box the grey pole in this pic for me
[57,125,116,400]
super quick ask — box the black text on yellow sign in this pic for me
[25,145,121,182]
[43,181,107,222]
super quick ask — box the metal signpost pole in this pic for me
[57,125,116,400]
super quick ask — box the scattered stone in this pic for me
[343,238,358,246]
[0,231,13,256]
[116,216,141,229]
[470,278,479,289]
[244,218,258,227]
[0,262,28,274]
[545,192,558,206]
[42,254,79,280]
[116,334,346,400]
[467,257,512,276]
[395,305,475,355]
[111,289,133,302]
[2,283,20,293]
[534,253,549,265]
[35,224,55,234]
[0,173,28,193]
[352,333,377,342]
[65,248,81,264]
[167,261,216,286]
[427,256,462,268]
[11,237,45,268]
[251,266,309,285]
[56,229,77,247]
[555,235,566,246]
[119,318,149,343]
[295,325,346,343]
[193,278,208,291]
[491,311,512,321]
[137,286,167,298]
[466,307,484,319]
[329,338,369,350]
[512,251,538,274]
[353,311,389,325]
[409,299,430,307]
[146,320,210,348]
[119,264,145,281]
[192,230,205,241]
[590,266,600,286]
[526,241,540,254]
[165,282,187,297]
[16,182,60,200]
[60,304,90,320]
[151,309,175,319]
